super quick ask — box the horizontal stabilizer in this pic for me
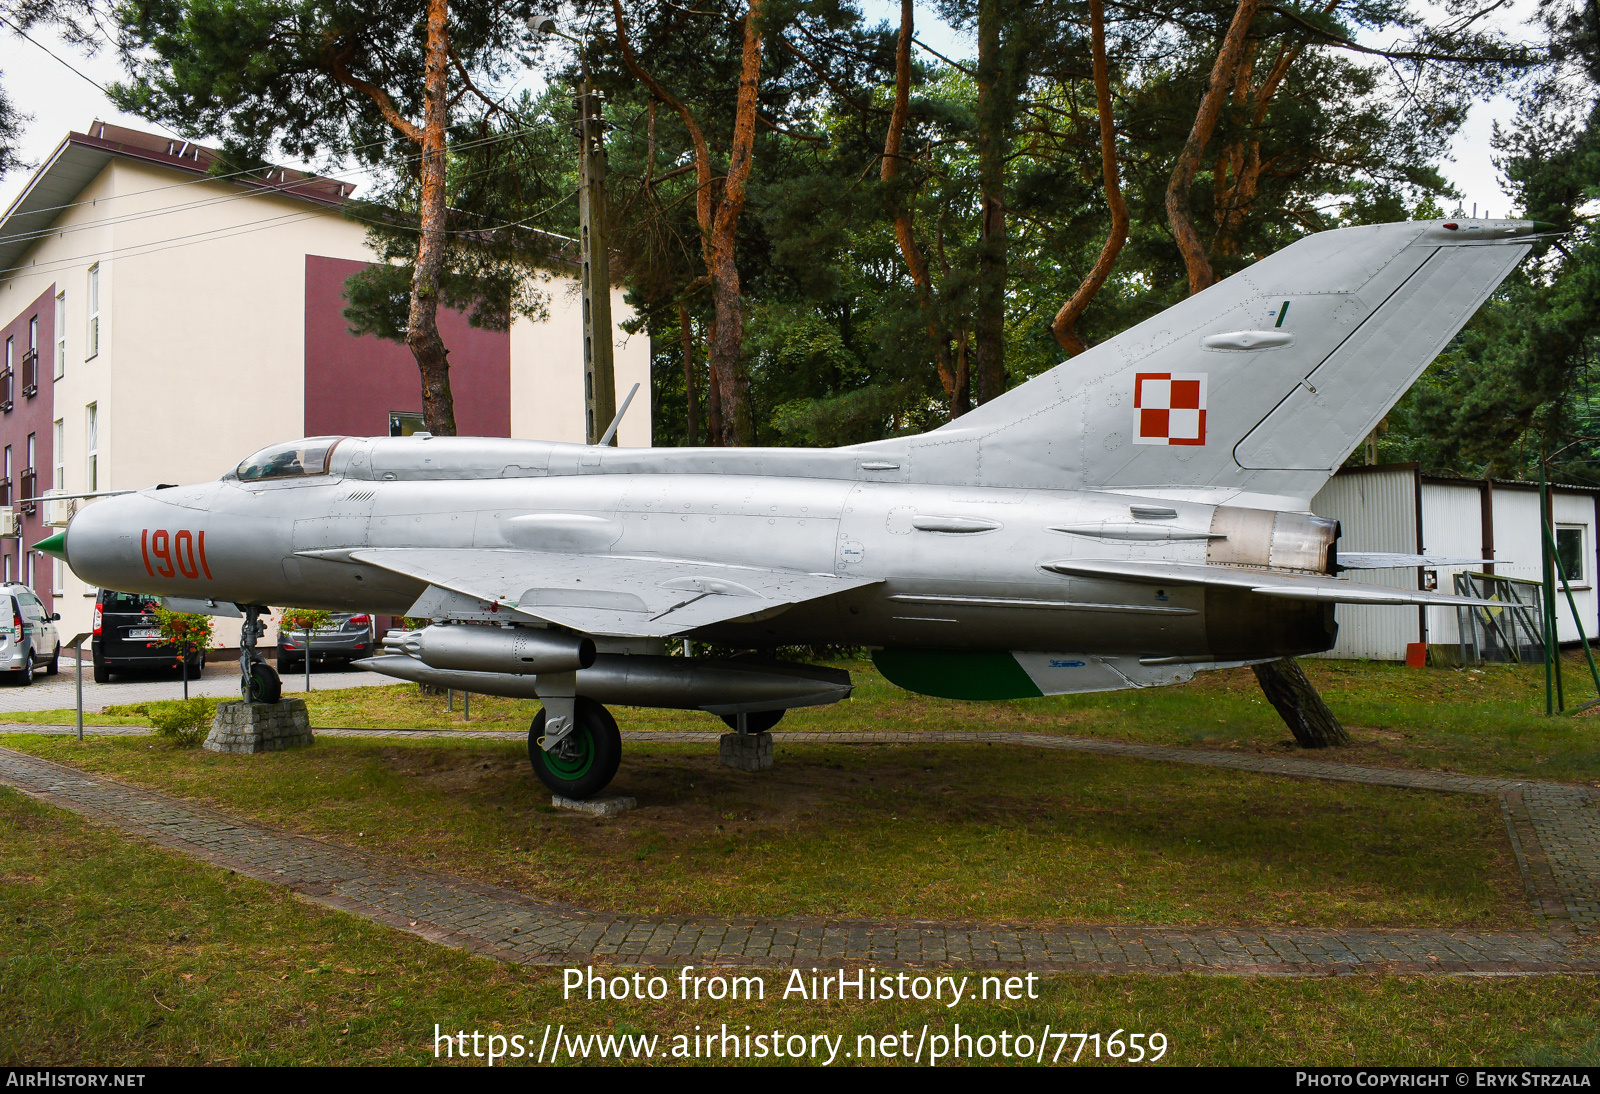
[1041,558,1496,608]
[1337,553,1503,570]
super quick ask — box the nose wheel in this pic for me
[528,697,621,799]
[239,605,282,703]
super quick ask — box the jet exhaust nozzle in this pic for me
[388,624,597,675]
[359,651,853,715]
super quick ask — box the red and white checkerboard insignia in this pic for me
[1133,372,1207,446]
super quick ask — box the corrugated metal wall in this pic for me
[1311,468,1421,659]
[1421,482,1484,646]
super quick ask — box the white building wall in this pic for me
[1311,467,1420,659]
[4,150,652,646]
[1488,488,1600,644]
[1420,481,1484,646]
[511,279,652,448]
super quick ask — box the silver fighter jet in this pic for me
[40,219,1542,797]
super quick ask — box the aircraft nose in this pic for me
[48,492,164,594]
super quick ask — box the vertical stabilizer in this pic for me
[880,220,1538,506]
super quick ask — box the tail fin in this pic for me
[894,220,1538,506]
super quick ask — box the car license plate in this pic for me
[128,628,161,639]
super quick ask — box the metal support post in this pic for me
[67,632,90,742]
[1541,469,1558,713]
[577,78,616,445]
[303,627,312,693]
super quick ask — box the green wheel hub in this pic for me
[544,727,595,779]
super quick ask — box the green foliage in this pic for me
[145,698,219,747]
[151,607,214,667]
[280,608,333,634]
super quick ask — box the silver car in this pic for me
[0,583,60,684]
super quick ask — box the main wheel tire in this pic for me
[720,709,785,733]
[527,697,622,800]
[247,662,282,704]
[46,649,59,676]
[92,659,110,684]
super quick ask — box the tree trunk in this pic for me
[973,0,1009,404]
[405,0,458,435]
[678,303,700,445]
[1165,0,1258,296]
[705,0,763,445]
[613,0,761,446]
[1051,0,1128,356]
[882,0,963,419]
[1252,659,1350,748]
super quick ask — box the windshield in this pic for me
[235,438,343,481]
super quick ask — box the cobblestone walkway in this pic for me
[1,729,1597,974]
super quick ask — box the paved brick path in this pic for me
[1,728,1597,974]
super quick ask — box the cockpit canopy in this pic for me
[235,437,345,481]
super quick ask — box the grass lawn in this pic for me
[2,729,1528,929]
[14,655,1598,783]
[2,789,1595,1067]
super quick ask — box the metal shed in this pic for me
[1309,464,1600,661]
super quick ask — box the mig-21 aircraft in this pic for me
[41,218,1544,798]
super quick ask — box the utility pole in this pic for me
[576,79,617,445]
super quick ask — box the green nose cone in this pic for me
[33,531,66,561]
[1532,221,1559,231]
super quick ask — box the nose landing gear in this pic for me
[239,605,282,703]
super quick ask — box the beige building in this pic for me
[0,122,650,645]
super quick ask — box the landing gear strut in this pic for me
[239,605,282,703]
[528,697,621,799]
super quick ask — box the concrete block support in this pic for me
[552,794,637,817]
[719,731,773,772]
[204,699,314,754]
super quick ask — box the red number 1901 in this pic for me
[141,528,212,580]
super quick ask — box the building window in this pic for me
[1,337,11,413]
[87,265,99,359]
[21,317,36,398]
[27,552,34,593]
[22,433,36,516]
[3,555,10,583]
[1557,526,1586,584]
[52,420,63,492]
[53,556,62,597]
[389,411,427,437]
[2,444,11,508]
[85,404,97,492]
[54,292,64,380]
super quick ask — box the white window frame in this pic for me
[1556,524,1588,588]
[53,292,65,380]
[86,264,99,360]
[52,419,63,493]
[85,403,97,492]
[27,552,34,593]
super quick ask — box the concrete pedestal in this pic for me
[204,699,314,754]
[719,731,773,772]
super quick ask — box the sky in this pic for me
[0,1,1537,222]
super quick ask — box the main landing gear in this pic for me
[239,605,282,703]
[527,697,622,799]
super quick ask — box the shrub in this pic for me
[147,698,219,747]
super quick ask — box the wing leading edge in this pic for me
[348,547,880,637]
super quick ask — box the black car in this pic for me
[92,589,205,683]
[276,612,375,672]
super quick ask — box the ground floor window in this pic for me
[1557,525,1587,585]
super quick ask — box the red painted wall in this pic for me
[303,256,511,438]
[0,285,55,599]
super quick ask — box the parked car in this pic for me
[0,583,60,684]
[276,613,374,672]
[91,589,204,683]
